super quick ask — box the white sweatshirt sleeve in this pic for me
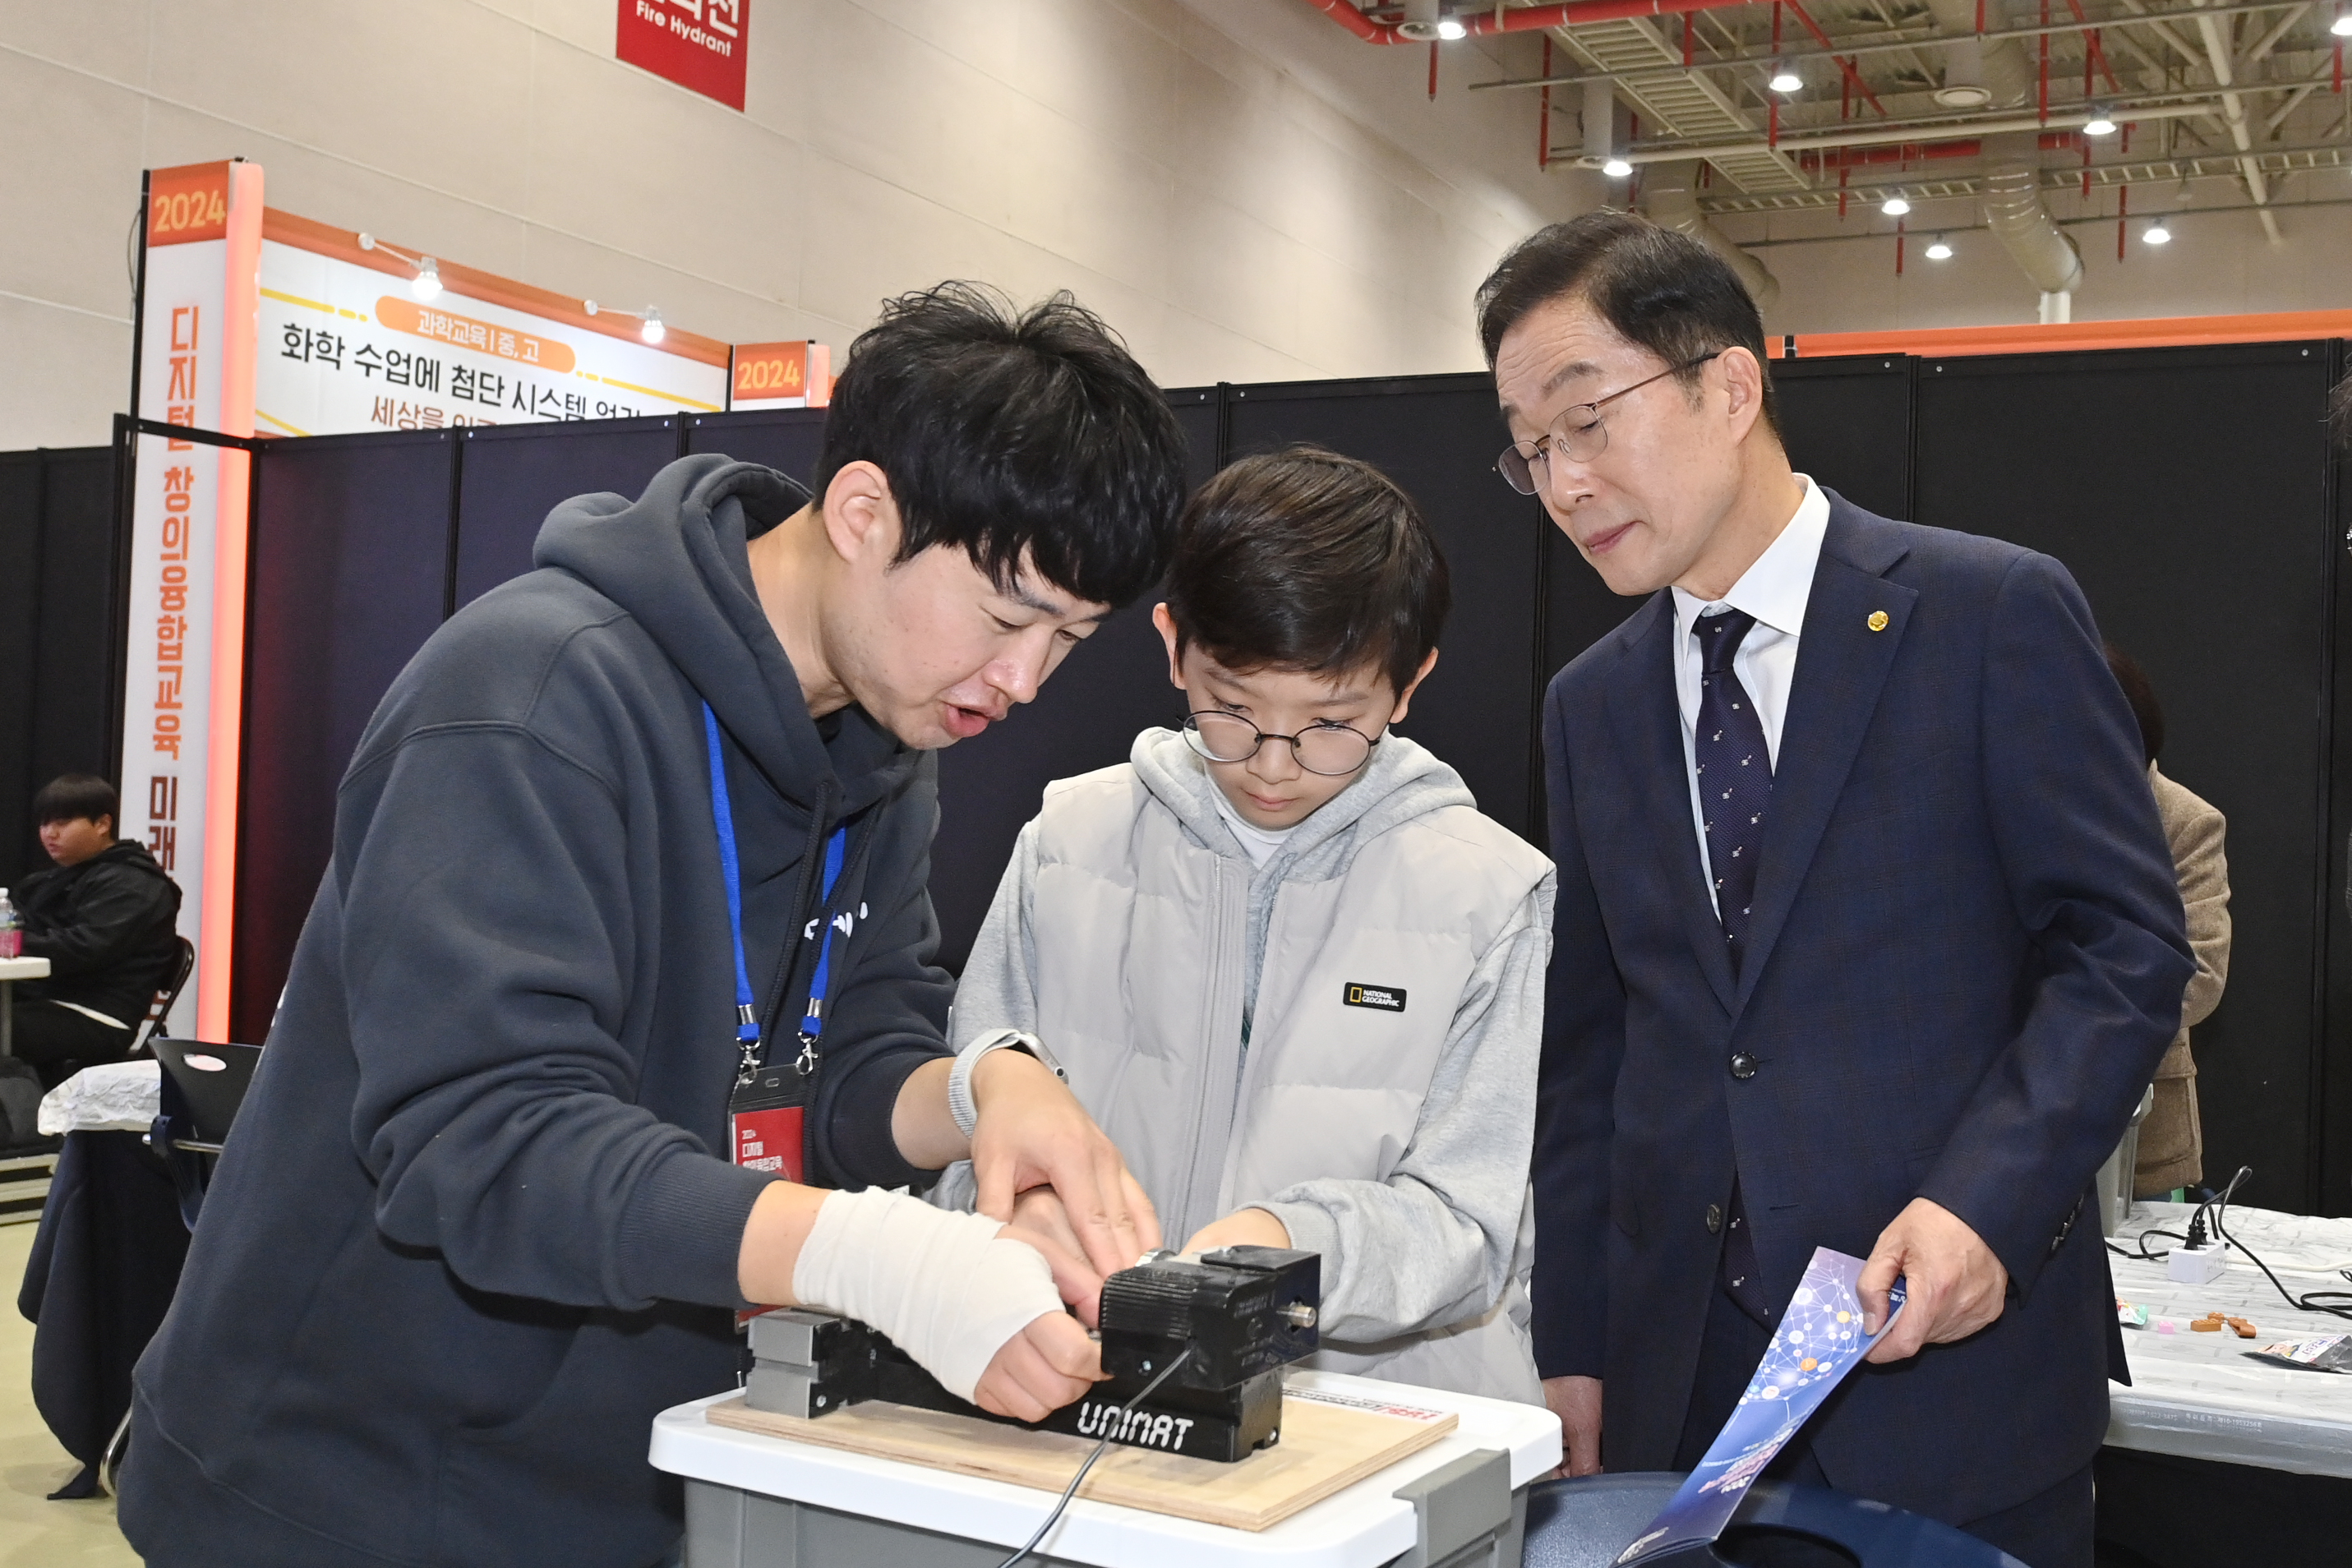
[1251,873,1555,1343]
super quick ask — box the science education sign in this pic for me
[618,0,749,109]
[122,159,263,1038]
[125,165,740,1038]
[256,212,731,438]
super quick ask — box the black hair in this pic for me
[1164,446,1450,697]
[2104,643,2164,765]
[812,282,1188,609]
[1473,211,1782,441]
[34,773,117,828]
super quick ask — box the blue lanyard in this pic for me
[703,703,849,1080]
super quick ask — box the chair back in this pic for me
[148,1037,261,1232]
[150,1036,261,1148]
[129,937,196,1056]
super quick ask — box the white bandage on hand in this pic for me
[791,1185,1063,1403]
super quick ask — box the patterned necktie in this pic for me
[1695,608,1772,975]
[1695,607,1776,1324]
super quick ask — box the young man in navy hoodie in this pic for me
[122,284,1191,1567]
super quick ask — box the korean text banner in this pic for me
[618,0,749,110]
[257,234,727,438]
[122,159,264,1039]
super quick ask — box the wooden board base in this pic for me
[705,1386,1458,1533]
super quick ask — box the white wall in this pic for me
[0,0,1584,451]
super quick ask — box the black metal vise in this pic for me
[744,1245,1321,1463]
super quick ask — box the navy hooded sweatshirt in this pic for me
[122,456,955,1566]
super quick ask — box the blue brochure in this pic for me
[1616,1247,1908,1566]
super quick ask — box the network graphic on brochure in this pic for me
[1695,1278,1874,1498]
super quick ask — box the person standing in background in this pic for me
[2103,645,2230,1200]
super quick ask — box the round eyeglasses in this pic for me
[1495,349,1725,496]
[1182,712,1379,777]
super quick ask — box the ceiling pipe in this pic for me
[2188,0,2285,242]
[1980,131,2084,316]
[1640,159,1782,308]
[1469,0,2308,90]
[1578,95,2221,162]
[1927,0,2036,108]
[1299,0,1762,44]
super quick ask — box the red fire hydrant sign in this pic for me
[618,0,749,111]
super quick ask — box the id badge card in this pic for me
[731,1066,809,1184]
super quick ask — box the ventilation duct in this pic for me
[1979,132,2082,316]
[1927,0,2032,109]
[1639,160,1781,311]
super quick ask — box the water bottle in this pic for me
[0,891,17,960]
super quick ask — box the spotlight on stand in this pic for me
[2082,108,2117,136]
[1603,157,1634,178]
[1925,236,1953,260]
[2143,221,2173,245]
[411,257,442,302]
[1769,62,1803,94]
[1882,196,1912,216]
[640,307,665,345]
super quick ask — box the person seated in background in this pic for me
[11,773,182,1087]
[940,446,1556,1404]
[2104,645,2230,1200]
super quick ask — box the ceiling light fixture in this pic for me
[1603,157,1634,178]
[410,256,442,302]
[1925,236,1953,260]
[1882,196,1912,216]
[1435,17,1468,39]
[2082,109,2118,136]
[640,307,666,345]
[2143,221,2173,245]
[1769,62,1803,93]
[2333,13,2352,35]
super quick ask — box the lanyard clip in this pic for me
[794,1032,821,1077]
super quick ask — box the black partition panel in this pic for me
[1913,341,2341,1214]
[685,408,828,483]
[451,417,685,610]
[1774,354,1916,521]
[233,431,458,1042]
[0,446,122,885]
[1220,374,1547,841]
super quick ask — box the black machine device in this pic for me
[744,1246,1321,1463]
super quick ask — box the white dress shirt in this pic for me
[1669,475,1830,911]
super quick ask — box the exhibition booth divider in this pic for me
[2,338,2348,1219]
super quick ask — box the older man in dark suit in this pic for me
[1492,214,2190,1568]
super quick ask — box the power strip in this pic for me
[2167,1243,2231,1285]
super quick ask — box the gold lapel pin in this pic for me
[1867,611,1889,632]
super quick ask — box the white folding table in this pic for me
[0,955,51,1058]
[652,1368,1562,1568]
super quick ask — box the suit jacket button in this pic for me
[1729,1052,1758,1080]
[1705,1204,1723,1234]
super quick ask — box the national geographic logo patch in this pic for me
[1343,982,1407,1013]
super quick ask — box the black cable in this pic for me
[996,1346,1196,1568]
[2204,1165,2352,1324]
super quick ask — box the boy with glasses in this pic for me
[941,445,1556,1404]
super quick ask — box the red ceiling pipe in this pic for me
[1298,0,1765,44]
[1784,0,1889,118]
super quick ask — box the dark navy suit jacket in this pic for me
[1531,493,2193,1524]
